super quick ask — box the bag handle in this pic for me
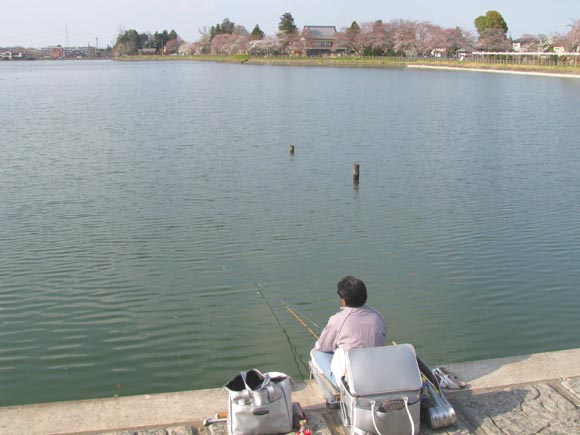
[371,397,415,435]
[251,408,270,416]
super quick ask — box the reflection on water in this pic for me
[1,60,580,406]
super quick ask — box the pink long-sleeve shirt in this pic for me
[314,304,387,352]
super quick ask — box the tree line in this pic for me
[113,29,179,56]
[113,11,580,57]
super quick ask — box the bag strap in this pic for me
[241,389,250,404]
[265,384,278,401]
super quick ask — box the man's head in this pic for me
[337,276,367,308]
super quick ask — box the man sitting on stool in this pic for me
[311,276,387,388]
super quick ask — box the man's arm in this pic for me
[314,313,340,352]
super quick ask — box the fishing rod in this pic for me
[282,301,320,340]
[283,301,323,330]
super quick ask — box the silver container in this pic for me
[340,344,423,435]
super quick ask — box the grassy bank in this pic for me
[243,56,409,69]
[116,54,407,68]
[116,55,580,75]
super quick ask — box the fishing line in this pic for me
[254,282,309,375]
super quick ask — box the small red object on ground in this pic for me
[297,419,311,435]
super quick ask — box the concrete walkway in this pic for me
[1,348,579,435]
[406,64,580,79]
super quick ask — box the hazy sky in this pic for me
[1,0,579,48]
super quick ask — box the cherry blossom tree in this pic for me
[393,20,419,55]
[425,25,449,54]
[165,37,183,54]
[359,20,394,55]
[333,30,349,53]
[247,36,280,56]
[197,27,211,54]
[210,34,249,55]
[425,26,474,56]
[345,19,474,57]
[415,22,437,56]
[231,35,250,54]
[563,19,580,51]
[343,21,363,54]
[445,27,474,54]
[178,42,194,56]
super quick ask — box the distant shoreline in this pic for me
[115,55,580,78]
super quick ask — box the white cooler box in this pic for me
[340,344,422,435]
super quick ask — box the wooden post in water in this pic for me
[353,163,360,182]
[289,145,295,155]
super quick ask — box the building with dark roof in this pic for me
[302,26,339,56]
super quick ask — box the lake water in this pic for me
[1,60,580,407]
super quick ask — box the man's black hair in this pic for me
[337,276,367,308]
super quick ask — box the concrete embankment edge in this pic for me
[407,64,580,79]
[443,347,580,391]
[1,348,579,435]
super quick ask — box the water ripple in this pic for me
[1,61,580,406]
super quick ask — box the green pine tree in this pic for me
[278,12,298,34]
[251,24,265,40]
